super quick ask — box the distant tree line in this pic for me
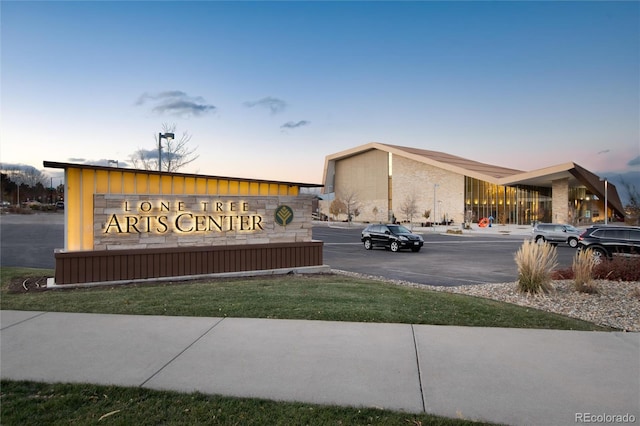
[1,168,63,207]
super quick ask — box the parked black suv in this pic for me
[577,225,640,263]
[361,224,424,252]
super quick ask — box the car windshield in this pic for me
[565,225,578,232]
[388,225,411,234]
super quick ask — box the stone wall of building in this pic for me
[391,155,465,225]
[552,178,569,223]
[93,194,314,250]
[332,149,390,222]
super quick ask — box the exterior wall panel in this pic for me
[334,150,389,222]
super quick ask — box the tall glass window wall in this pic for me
[464,177,552,225]
[569,187,603,224]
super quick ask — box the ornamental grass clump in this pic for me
[572,249,598,294]
[514,240,557,294]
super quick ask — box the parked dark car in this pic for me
[531,223,581,247]
[577,225,640,263]
[55,201,64,210]
[361,224,424,252]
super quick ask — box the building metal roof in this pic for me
[381,143,524,179]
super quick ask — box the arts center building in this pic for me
[321,143,625,226]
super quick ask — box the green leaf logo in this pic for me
[275,205,294,226]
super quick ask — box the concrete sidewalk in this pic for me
[1,310,638,425]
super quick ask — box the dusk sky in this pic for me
[2,1,638,185]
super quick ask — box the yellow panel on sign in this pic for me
[110,171,123,193]
[184,177,196,194]
[218,180,228,195]
[196,178,207,194]
[229,181,240,195]
[249,182,260,195]
[123,172,136,193]
[136,173,149,193]
[81,169,95,250]
[173,176,185,194]
[66,168,81,251]
[161,175,173,194]
[96,170,109,193]
[148,174,160,194]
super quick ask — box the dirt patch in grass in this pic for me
[6,275,51,293]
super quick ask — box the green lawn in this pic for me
[0,267,610,331]
[0,380,492,426]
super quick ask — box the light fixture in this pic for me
[158,132,175,171]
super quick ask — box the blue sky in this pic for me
[2,1,638,185]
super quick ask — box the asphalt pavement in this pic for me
[1,310,638,426]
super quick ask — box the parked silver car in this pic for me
[532,223,581,248]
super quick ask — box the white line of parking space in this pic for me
[422,240,526,244]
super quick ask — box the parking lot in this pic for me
[0,214,578,286]
[314,223,577,286]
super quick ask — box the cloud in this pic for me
[243,97,287,115]
[0,163,42,174]
[135,91,216,117]
[628,155,640,167]
[280,120,310,130]
[65,158,129,167]
[132,149,182,163]
[132,149,159,161]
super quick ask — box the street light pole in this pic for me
[158,132,175,172]
[604,178,608,225]
[433,183,439,229]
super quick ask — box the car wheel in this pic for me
[592,248,607,264]
[390,241,400,252]
[363,239,372,250]
[568,238,578,248]
[535,236,546,244]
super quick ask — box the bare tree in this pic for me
[130,123,199,172]
[2,164,46,187]
[621,179,640,225]
[338,187,361,225]
[329,199,346,221]
[399,192,419,228]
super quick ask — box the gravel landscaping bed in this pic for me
[335,270,640,332]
